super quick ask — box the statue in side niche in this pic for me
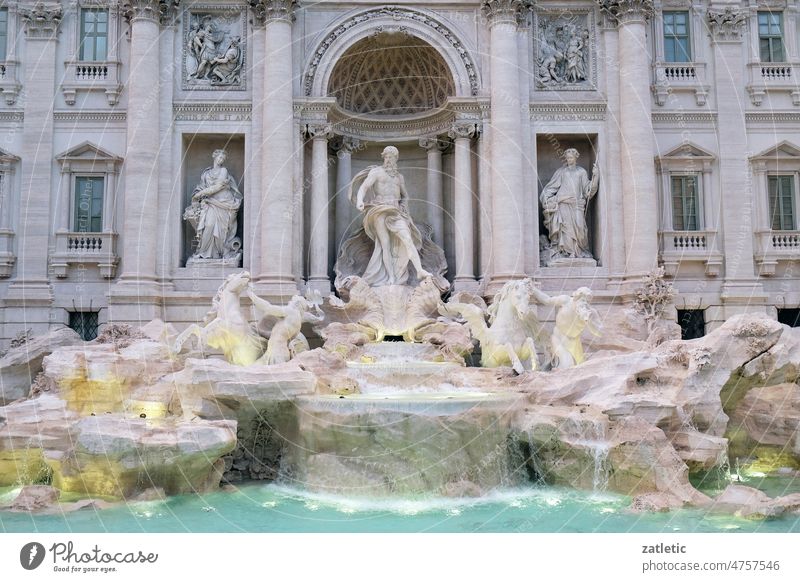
[184,149,243,264]
[539,148,599,264]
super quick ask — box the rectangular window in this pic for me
[68,311,99,341]
[0,8,8,62]
[79,8,108,62]
[74,176,104,233]
[759,11,785,62]
[671,175,700,231]
[678,309,705,340]
[768,175,796,230]
[663,11,691,63]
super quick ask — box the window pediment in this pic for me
[56,141,122,171]
[751,141,800,161]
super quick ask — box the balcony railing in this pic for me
[0,60,20,105]
[652,62,709,106]
[0,229,14,278]
[61,61,122,106]
[755,230,800,275]
[51,231,118,279]
[659,229,723,277]
[747,62,800,106]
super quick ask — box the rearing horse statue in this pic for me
[173,271,266,366]
[441,279,543,374]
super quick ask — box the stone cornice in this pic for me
[173,102,252,122]
[707,6,748,42]
[248,0,297,27]
[53,110,127,123]
[121,0,180,25]
[598,0,655,25]
[481,0,532,26]
[530,103,607,121]
[19,2,63,39]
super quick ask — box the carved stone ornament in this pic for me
[183,8,247,90]
[121,0,181,25]
[248,0,297,27]
[534,10,596,90]
[598,0,655,25]
[303,7,480,98]
[707,7,748,42]
[306,123,333,140]
[19,2,63,39]
[481,0,533,25]
[448,122,476,140]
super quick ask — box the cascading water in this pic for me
[279,342,527,497]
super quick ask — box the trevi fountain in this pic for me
[1,147,799,533]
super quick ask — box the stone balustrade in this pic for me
[659,229,722,277]
[51,231,119,279]
[61,60,122,106]
[747,62,800,106]
[755,230,800,276]
[652,62,708,106]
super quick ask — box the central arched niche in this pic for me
[328,33,456,117]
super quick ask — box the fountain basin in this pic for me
[283,392,526,497]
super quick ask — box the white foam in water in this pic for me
[261,483,622,515]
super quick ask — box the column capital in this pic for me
[19,2,63,39]
[707,6,748,43]
[448,122,477,141]
[333,136,361,154]
[121,1,180,25]
[305,123,333,140]
[598,0,654,26]
[481,0,532,27]
[419,137,448,151]
[249,0,297,27]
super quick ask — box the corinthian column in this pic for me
[419,137,446,246]
[600,0,659,278]
[335,137,359,250]
[306,123,332,295]
[252,0,298,298]
[116,1,170,296]
[7,3,62,309]
[482,0,530,290]
[449,122,478,291]
[706,6,765,319]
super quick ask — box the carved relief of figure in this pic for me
[188,21,217,79]
[185,13,243,87]
[537,16,591,87]
[209,37,242,85]
[565,32,585,83]
[540,148,599,262]
[531,286,602,369]
[184,149,243,262]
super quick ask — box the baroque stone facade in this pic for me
[1,0,800,347]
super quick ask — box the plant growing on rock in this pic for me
[633,267,677,334]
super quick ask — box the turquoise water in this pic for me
[2,483,799,533]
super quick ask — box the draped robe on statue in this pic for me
[540,164,595,259]
[333,166,449,291]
